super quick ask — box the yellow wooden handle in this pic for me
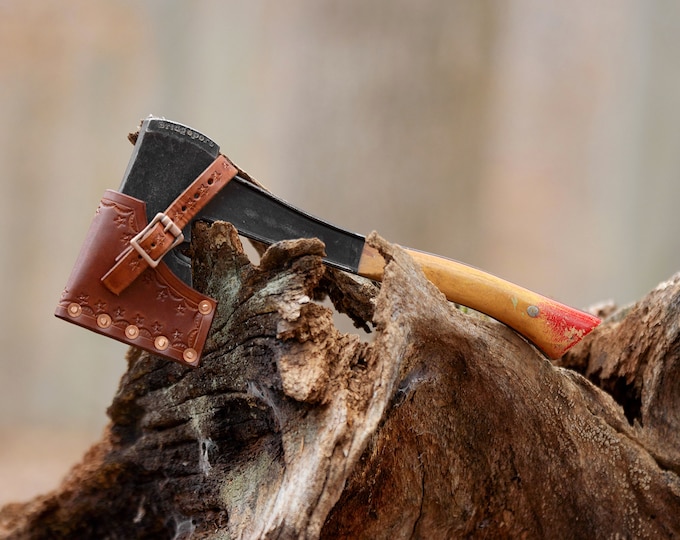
[357,245,600,359]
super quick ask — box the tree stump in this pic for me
[1,221,679,539]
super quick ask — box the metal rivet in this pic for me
[67,303,82,317]
[198,300,213,315]
[183,348,198,363]
[125,325,140,339]
[527,305,540,318]
[97,313,112,328]
[154,335,169,351]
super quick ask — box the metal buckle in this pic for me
[129,212,185,268]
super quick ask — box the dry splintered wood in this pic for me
[1,221,679,539]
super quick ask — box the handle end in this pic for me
[535,301,601,359]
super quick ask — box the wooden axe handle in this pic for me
[357,245,600,359]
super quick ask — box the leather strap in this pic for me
[102,155,238,295]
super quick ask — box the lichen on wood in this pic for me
[1,221,679,539]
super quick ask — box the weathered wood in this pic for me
[1,221,679,539]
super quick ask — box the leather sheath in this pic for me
[55,189,217,366]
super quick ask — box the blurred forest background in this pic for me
[2,0,680,504]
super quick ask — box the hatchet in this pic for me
[98,116,598,360]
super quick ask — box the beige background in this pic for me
[2,0,680,504]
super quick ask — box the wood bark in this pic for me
[1,221,679,539]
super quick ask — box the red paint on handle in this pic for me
[540,301,601,357]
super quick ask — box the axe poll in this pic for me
[56,116,600,365]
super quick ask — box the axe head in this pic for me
[119,118,221,283]
[119,117,366,285]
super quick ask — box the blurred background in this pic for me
[2,0,680,505]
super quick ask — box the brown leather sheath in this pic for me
[55,190,217,366]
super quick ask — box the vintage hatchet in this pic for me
[56,116,599,365]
